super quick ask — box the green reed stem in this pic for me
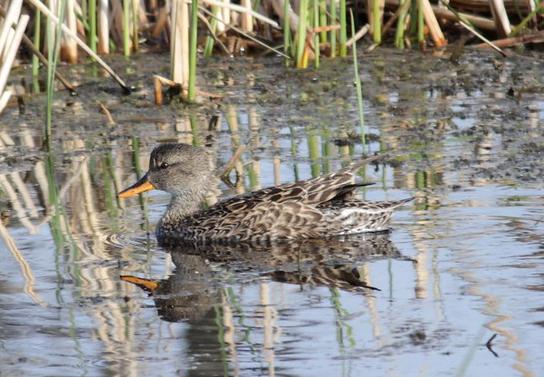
[313,0,320,69]
[510,5,544,36]
[45,0,66,143]
[339,0,347,56]
[132,0,139,52]
[350,11,365,152]
[122,0,130,56]
[188,0,198,102]
[204,5,219,57]
[372,0,382,43]
[88,0,97,52]
[417,0,424,46]
[296,0,308,68]
[32,9,41,78]
[319,0,327,43]
[283,0,291,65]
[330,0,337,57]
[394,0,409,48]
[307,127,320,177]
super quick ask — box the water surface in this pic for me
[1,49,543,376]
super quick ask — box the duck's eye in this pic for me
[159,162,169,169]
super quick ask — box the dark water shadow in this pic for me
[121,233,410,323]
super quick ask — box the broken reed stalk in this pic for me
[240,0,252,32]
[171,0,189,90]
[489,0,511,37]
[60,0,77,63]
[418,0,447,47]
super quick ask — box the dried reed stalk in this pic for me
[418,0,447,47]
[0,14,29,108]
[61,0,78,63]
[489,0,511,37]
[0,0,23,60]
[170,0,189,88]
[27,0,131,91]
[240,0,253,32]
[98,0,109,53]
[200,0,279,28]
[475,30,544,48]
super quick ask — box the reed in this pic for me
[350,11,366,151]
[283,0,291,64]
[417,0,425,47]
[339,0,347,56]
[97,0,109,53]
[32,9,41,78]
[122,0,131,56]
[204,5,220,57]
[394,0,410,48]
[371,0,383,44]
[319,0,327,43]
[313,0,320,69]
[295,0,308,68]
[88,0,97,52]
[60,0,77,63]
[188,0,198,101]
[330,0,337,57]
[0,0,29,112]
[45,0,66,143]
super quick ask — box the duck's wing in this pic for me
[196,200,331,242]
[223,154,382,212]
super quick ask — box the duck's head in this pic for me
[118,143,212,199]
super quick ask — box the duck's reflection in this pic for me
[121,233,409,322]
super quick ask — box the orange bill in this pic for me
[118,174,155,198]
[120,275,159,293]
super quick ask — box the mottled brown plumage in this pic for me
[118,143,412,245]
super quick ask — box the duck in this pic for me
[118,143,413,245]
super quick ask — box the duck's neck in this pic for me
[162,190,205,223]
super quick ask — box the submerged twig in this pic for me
[220,144,246,179]
[98,102,115,125]
[485,333,499,357]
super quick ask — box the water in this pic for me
[1,49,543,376]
